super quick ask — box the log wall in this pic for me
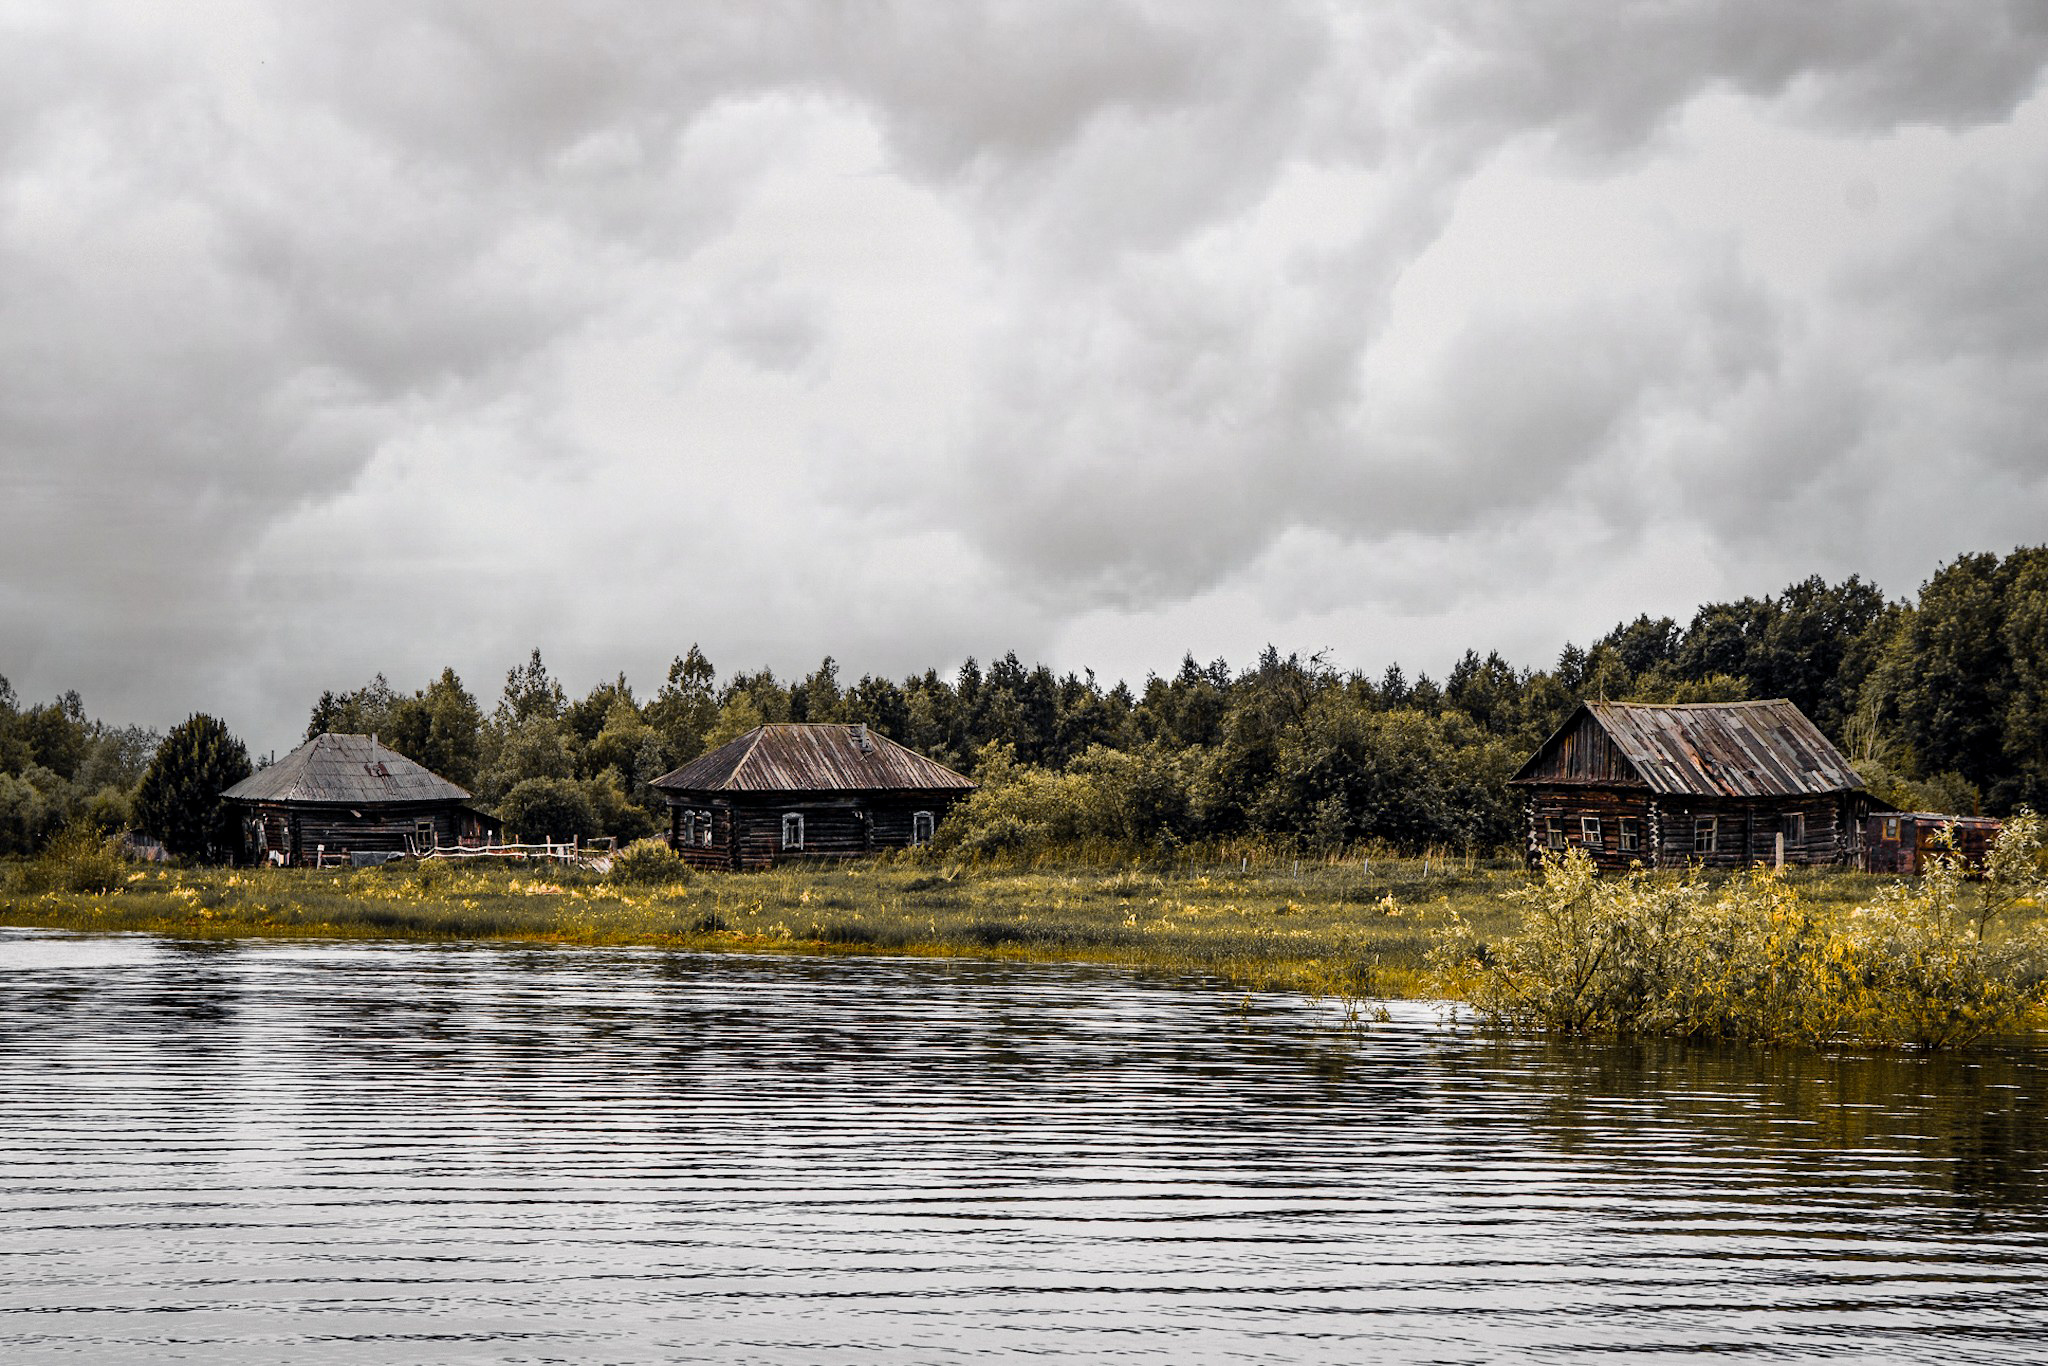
[1524,786,1861,872]
[244,801,481,866]
[665,792,963,871]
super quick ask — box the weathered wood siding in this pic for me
[665,792,962,871]
[1524,787,1860,871]
[1518,711,1648,787]
[1863,813,1999,875]
[1523,787,1656,873]
[246,801,477,865]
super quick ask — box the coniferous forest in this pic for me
[3,547,2044,860]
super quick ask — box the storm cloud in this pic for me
[4,2,2047,753]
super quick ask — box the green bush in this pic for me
[935,744,1091,857]
[499,777,601,843]
[1433,813,2048,1049]
[20,824,127,895]
[608,837,685,885]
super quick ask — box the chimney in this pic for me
[849,723,871,752]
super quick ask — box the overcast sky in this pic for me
[5,2,2047,755]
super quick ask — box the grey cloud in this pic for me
[5,2,2048,751]
[1852,166,2048,361]
[1419,1,2048,156]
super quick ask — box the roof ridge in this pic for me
[1595,699,1793,714]
[736,725,769,770]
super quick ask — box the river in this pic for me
[2,927,2045,1362]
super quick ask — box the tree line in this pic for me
[3,547,2043,860]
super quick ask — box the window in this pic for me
[699,811,715,847]
[1883,816,1900,842]
[781,812,804,850]
[1782,812,1805,844]
[1694,816,1718,855]
[1581,816,1602,846]
[912,811,935,846]
[681,811,696,845]
[1618,818,1639,852]
[1545,817,1565,850]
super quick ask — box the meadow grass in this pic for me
[0,846,1909,1002]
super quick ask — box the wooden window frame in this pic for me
[1545,817,1565,850]
[781,812,804,851]
[1580,816,1602,846]
[1694,815,1718,855]
[1882,816,1900,842]
[699,811,715,847]
[911,811,935,846]
[1618,818,1638,852]
[1782,812,1805,844]
[681,811,696,846]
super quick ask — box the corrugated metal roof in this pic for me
[650,724,975,795]
[222,733,472,805]
[1513,700,1864,798]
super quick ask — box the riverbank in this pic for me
[0,851,1898,1000]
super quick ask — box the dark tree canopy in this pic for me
[8,546,2043,860]
[134,714,250,862]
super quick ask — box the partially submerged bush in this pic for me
[1434,813,2048,1049]
[608,837,685,885]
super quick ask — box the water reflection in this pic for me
[2,927,2045,1363]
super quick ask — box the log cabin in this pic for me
[222,733,495,866]
[650,723,975,871]
[1509,700,1879,872]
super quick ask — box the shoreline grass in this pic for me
[0,850,1908,1002]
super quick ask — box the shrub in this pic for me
[0,769,55,856]
[1433,821,2048,1049]
[935,744,1092,858]
[499,777,601,843]
[608,837,685,885]
[21,823,127,895]
[581,769,658,844]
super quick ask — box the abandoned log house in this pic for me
[1509,699,1878,872]
[222,732,495,866]
[650,723,975,871]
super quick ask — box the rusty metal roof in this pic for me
[650,724,975,795]
[222,733,472,805]
[1514,700,1864,798]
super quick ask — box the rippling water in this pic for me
[3,928,2046,1363]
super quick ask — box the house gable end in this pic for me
[1511,706,1649,788]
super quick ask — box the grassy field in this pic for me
[0,846,1908,1001]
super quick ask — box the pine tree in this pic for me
[134,714,251,861]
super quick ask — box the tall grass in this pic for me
[1432,813,2048,1048]
[10,831,2042,1047]
[0,846,1525,998]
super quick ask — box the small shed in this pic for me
[1509,699,1876,871]
[1863,812,2002,876]
[222,733,495,866]
[650,723,975,871]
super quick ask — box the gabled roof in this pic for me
[1512,699,1863,798]
[222,733,472,805]
[650,724,975,795]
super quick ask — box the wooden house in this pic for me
[1509,700,1877,872]
[650,723,975,871]
[222,733,495,866]
[1862,811,2002,875]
